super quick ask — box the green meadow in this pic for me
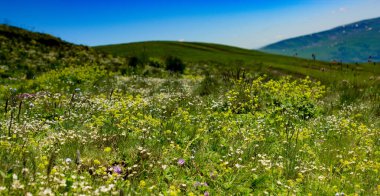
[0,25,379,195]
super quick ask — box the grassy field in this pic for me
[95,41,380,85]
[94,41,320,67]
[1,25,380,195]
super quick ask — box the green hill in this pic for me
[1,24,378,86]
[0,24,72,47]
[0,24,127,81]
[261,17,380,63]
[95,41,269,63]
[95,41,308,64]
[95,41,379,84]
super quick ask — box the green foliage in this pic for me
[194,74,221,96]
[28,66,113,93]
[148,57,164,68]
[337,80,363,104]
[225,76,325,116]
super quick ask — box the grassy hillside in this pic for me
[95,41,269,63]
[95,41,380,85]
[261,17,380,62]
[0,24,129,84]
[95,41,313,64]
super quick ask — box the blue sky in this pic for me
[1,0,380,48]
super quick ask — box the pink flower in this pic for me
[178,158,185,166]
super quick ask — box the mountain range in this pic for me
[261,17,380,63]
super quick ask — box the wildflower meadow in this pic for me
[0,24,379,195]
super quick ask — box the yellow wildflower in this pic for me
[93,159,101,165]
[104,147,112,153]
[139,180,146,188]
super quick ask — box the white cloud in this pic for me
[339,7,347,12]
[331,7,348,14]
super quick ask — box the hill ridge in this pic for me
[261,17,380,62]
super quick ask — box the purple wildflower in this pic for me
[194,182,208,188]
[204,191,209,196]
[194,182,201,187]
[17,93,35,100]
[177,158,185,166]
[113,165,122,174]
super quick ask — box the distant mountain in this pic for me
[261,17,380,63]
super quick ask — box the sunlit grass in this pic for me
[1,68,379,195]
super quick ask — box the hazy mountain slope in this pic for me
[261,17,380,62]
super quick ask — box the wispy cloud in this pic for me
[331,7,348,14]
[339,7,347,12]
[275,35,284,39]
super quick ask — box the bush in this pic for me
[165,56,185,73]
[148,57,163,68]
[128,56,140,68]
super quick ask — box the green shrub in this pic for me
[128,56,140,68]
[165,56,185,73]
[148,57,163,68]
